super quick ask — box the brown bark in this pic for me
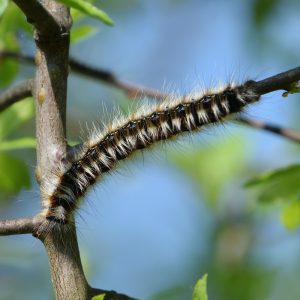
[10,1,136,299]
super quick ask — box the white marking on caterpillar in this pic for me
[40,81,260,225]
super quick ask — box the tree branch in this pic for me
[0,79,33,112]
[0,216,41,235]
[10,2,137,299]
[0,50,165,99]
[68,58,167,99]
[252,66,300,95]
[10,1,93,300]
[66,60,300,144]
[238,116,300,143]
[0,50,35,64]
[12,0,69,38]
[2,50,300,97]
[1,50,300,144]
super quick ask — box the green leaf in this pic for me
[0,137,36,151]
[245,164,300,203]
[0,152,30,193]
[70,25,97,43]
[280,199,300,230]
[55,0,113,25]
[193,274,208,300]
[0,97,34,140]
[0,0,8,16]
[91,294,105,300]
[71,1,96,22]
[170,137,248,205]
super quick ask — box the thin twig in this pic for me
[238,116,300,143]
[1,50,300,143]
[0,79,33,112]
[0,50,34,64]
[1,51,300,97]
[0,50,166,99]
[69,58,167,99]
[67,59,300,143]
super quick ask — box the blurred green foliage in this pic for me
[0,152,30,194]
[70,24,98,43]
[170,137,248,205]
[245,164,300,203]
[0,97,34,140]
[0,98,35,199]
[252,0,279,27]
[280,199,300,230]
[0,2,31,87]
[0,0,8,17]
[245,164,300,229]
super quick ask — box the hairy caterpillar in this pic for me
[41,81,259,225]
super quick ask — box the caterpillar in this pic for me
[41,81,260,225]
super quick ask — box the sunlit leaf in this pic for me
[0,137,36,151]
[0,152,30,193]
[193,274,208,300]
[0,0,8,16]
[170,137,248,204]
[70,25,97,43]
[91,294,105,300]
[280,199,300,230]
[0,97,34,140]
[55,0,113,25]
[245,164,300,203]
[70,0,96,22]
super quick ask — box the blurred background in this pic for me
[1,0,300,299]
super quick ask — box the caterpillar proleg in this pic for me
[41,81,259,224]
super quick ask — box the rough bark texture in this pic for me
[31,3,91,300]
[11,1,136,299]
[41,220,90,300]
[18,1,90,299]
